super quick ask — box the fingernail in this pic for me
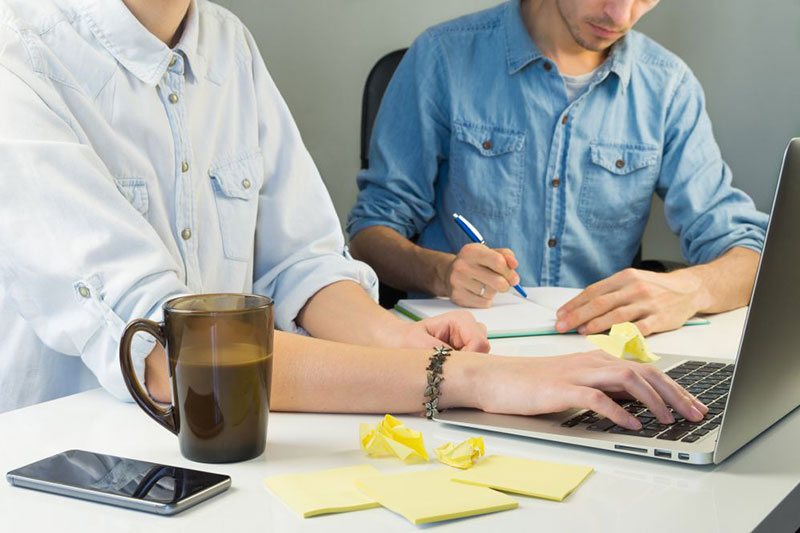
[690,406,703,421]
[578,326,586,335]
[556,310,565,319]
[628,417,642,430]
[555,321,566,331]
[665,412,675,424]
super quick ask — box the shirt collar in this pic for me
[173,1,208,82]
[504,0,633,91]
[77,0,205,86]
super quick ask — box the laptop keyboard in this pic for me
[561,361,733,443]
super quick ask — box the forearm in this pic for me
[349,226,452,296]
[677,246,760,314]
[270,331,483,413]
[295,280,402,346]
[143,329,484,412]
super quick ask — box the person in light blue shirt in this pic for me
[348,0,769,337]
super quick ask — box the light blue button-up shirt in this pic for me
[0,0,377,412]
[348,0,767,290]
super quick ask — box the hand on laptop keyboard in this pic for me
[476,351,708,430]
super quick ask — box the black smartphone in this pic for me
[6,449,231,515]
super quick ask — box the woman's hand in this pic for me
[469,350,708,429]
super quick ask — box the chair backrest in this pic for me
[361,49,408,170]
[359,49,409,309]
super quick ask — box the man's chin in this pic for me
[574,34,621,53]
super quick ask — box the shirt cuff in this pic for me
[347,217,417,241]
[257,249,379,336]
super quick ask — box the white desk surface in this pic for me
[2,308,798,532]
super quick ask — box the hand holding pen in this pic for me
[444,213,526,308]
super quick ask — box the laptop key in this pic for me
[656,421,695,441]
[681,434,701,443]
[658,428,691,441]
[587,419,617,432]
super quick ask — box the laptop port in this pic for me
[615,445,647,454]
[678,453,690,461]
[654,449,672,459]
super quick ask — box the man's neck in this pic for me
[122,0,192,47]
[522,0,608,76]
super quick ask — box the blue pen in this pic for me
[452,213,528,298]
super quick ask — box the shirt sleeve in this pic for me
[657,67,768,265]
[243,30,378,334]
[346,30,451,241]
[0,53,189,401]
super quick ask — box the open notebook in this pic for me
[395,287,709,339]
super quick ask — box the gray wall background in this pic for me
[216,0,800,262]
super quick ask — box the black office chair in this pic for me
[360,49,410,309]
[358,49,681,308]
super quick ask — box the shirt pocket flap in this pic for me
[454,122,525,156]
[208,149,264,200]
[590,143,659,175]
[114,178,149,216]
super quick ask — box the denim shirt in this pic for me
[0,0,376,412]
[348,0,768,289]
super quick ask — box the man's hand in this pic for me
[384,311,491,353]
[555,268,708,336]
[445,243,521,308]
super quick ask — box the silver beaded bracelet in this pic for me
[424,345,452,419]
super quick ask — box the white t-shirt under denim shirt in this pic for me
[0,0,377,412]
[562,68,599,104]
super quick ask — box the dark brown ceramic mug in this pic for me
[119,294,274,463]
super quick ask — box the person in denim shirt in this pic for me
[348,0,768,336]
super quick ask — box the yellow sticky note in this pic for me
[587,322,660,362]
[450,455,593,502]
[355,468,518,525]
[360,414,429,462]
[435,437,485,469]
[264,465,380,518]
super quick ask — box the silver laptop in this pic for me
[434,138,800,465]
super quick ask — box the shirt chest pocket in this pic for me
[208,150,264,262]
[578,142,660,231]
[450,122,526,218]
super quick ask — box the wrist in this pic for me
[438,351,489,410]
[671,267,712,314]
[430,253,455,297]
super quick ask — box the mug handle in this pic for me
[119,319,178,435]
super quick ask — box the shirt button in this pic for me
[616,159,625,168]
[181,161,189,173]
[169,55,177,68]
[482,140,493,150]
[561,115,568,125]
[78,285,91,298]
[548,238,557,248]
[242,178,251,189]
[168,93,179,104]
[543,62,552,71]
[181,228,192,241]
[551,178,561,188]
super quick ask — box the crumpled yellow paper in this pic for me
[360,414,429,462]
[435,437,485,469]
[587,322,660,363]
